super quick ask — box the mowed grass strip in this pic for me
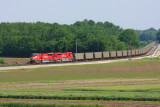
[0,102,103,107]
[65,84,160,91]
[1,100,160,107]
[0,84,160,101]
[0,58,160,82]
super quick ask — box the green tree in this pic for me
[0,36,3,53]
[88,20,95,26]
[138,28,157,41]
[156,31,160,43]
[119,29,139,48]
[0,20,145,57]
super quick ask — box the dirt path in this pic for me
[0,99,160,107]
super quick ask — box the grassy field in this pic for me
[0,84,160,100]
[1,58,160,83]
[0,102,102,107]
[0,58,160,106]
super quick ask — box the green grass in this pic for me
[66,84,160,91]
[0,58,160,83]
[0,84,160,101]
[0,102,103,107]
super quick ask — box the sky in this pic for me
[0,0,160,30]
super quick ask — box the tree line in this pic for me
[0,20,148,57]
[136,28,160,42]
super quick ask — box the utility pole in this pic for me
[76,38,77,53]
[130,41,131,60]
[128,44,130,60]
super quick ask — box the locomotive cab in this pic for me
[30,53,38,64]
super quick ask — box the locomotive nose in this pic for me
[30,56,37,64]
[31,56,37,60]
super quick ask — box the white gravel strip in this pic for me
[153,45,160,57]
[0,45,159,70]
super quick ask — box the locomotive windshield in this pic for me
[31,53,37,56]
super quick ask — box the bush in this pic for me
[26,61,30,64]
[0,59,5,64]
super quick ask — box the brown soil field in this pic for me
[0,99,160,107]
[0,58,30,64]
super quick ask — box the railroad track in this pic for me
[153,44,160,57]
[146,44,158,56]
[0,44,159,70]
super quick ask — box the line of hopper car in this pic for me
[30,42,156,64]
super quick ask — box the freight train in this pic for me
[30,42,156,64]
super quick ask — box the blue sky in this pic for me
[0,0,160,30]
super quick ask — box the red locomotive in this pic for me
[30,52,74,64]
